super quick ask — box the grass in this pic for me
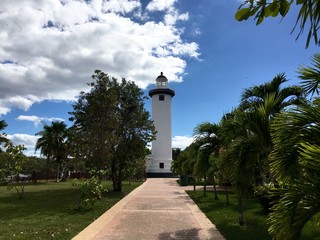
[187,190,320,240]
[0,180,142,240]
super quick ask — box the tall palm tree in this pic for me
[220,107,267,225]
[219,92,283,225]
[267,54,320,239]
[193,122,221,197]
[35,121,68,182]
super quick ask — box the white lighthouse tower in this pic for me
[146,72,175,177]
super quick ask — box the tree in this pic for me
[0,120,10,149]
[219,108,263,225]
[236,0,320,48]
[208,156,220,201]
[239,73,305,185]
[35,121,69,182]
[171,149,189,176]
[268,99,320,239]
[69,70,155,192]
[171,142,199,189]
[240,73,305,115]
[193,122,221,196]
[218,81,297,224]
[172,148,181,161]
[267,56,320,238]
[0,143,27,199]
[0,120,14,183]
[124,155,146,183]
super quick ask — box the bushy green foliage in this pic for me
[69,70,155,192]
[268,99,320,239]
[0,143,27,199]
[72,170,107,209]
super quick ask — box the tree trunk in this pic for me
[224,183,229,205]
[112,169,123,192]
[193,176,196,191]
[46,156,50,182]
[238,190,245,226]
[116,177,122,192]
[213,177,219,200]
[203,175,207,196]
[56,162,60,182]
[112,172,122,192]
[112,172,118,191]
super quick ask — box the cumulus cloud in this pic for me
[102,0,141,14]
[0,0,199,115]
[16,115,65,126]
[172,135,194,150]
[146,0,177,11]
[7,134,38,148]
[7,134,39,155]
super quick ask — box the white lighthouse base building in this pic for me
[146,155,172,174]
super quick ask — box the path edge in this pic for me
[72,180,147,240]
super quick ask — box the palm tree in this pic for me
[35,121,68,182]
[240,73,305,115]
[183,142,200,190]
[267,54,320,239]
[0,120,9,147]
[219,108,265,225]
[268,99,320,239]
[208,156,219,200]
[193,122,221,196]
[298,53,320,96]
[219,93,280,225]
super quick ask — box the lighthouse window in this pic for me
[159,95,165,101]
[159,163,164,169]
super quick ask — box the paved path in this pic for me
[73,178,224,240]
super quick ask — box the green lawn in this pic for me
[0,180,142,240]
[187,190,320,240]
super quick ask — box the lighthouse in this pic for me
[146,72,175,177]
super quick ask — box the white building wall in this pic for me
[152,94,172,160]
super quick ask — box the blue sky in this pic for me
[0,0,318,155]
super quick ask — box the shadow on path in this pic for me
[159,228,203,240]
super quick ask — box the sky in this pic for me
[0,0,318,156]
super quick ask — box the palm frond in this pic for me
[268,181,320,240]
[298,53,320,96]
[270,111,302,183]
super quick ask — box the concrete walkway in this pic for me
[73,178,225,240]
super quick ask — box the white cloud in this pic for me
[7,134,40,156]
[102,0,141,14]
[7,133,39,153]
[146,0,177,11]
[0,0,199,115]
[172,135,194,150]
[16,115,65,126]
[164,10,188,26]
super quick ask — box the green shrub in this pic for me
[73,170,107,210]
